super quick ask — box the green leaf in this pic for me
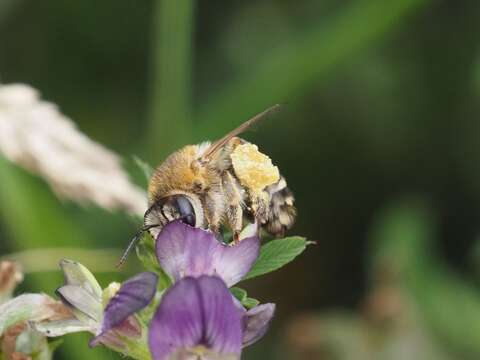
[230,287,247,302]
[243,236,310,280]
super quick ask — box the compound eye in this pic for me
[147,195,197,229]
[172,195,196,227]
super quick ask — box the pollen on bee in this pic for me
[230,143,280,193]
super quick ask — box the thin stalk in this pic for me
[1,248,124,273]
[147,0,195,161]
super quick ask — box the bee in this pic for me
[118,105,296,266]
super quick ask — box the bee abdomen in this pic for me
[263,176,296,237]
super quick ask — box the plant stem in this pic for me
[147,0,195,162]
[0,248,125,273]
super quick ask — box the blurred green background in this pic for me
[2,0,480,359]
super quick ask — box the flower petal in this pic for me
[198,276,243,355]
[148,278,204,359]
[155,222,218,281]
[238,221,258,241]
[212,236,259,287]
[33,319,93,337]
[90,316,141,348]
[56,285,102,322]
[59,259,102,299]
[90,330,126,350]
[112,316,142,339]
[242,303,275,347]
[149,276,242,360]
[156,221,260,287]
[93,272,157,345]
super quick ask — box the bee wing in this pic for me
[202,104,282,161]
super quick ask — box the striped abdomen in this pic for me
[262,176,296,237]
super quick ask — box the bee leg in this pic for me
[222,171,244,243]
[227,203,243,244]
[203,191,224,234]
[233,232,240,244]
[251,191,270,226]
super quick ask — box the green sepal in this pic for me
[137,290,163,326]
[136,232,172,291]
[230,287,247,302]
[242,297,260,309]
[230,287,260,309]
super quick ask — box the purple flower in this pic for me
[148,275,276,360]
[37,260,158,350]
[242,303,276,347]
[90,271,158,347]
[155,221,260,287]
[149,275,243,360]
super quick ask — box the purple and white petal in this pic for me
[156,221,260,287]
[59,259,102,299]
[56,285,102,322]
[33,319,93,337]
[101,272,157,332]
[90,330,126,350]
[113,315,142,339]
[90,316,142,348]
[156,222,218,282]
[148,277,205,360]
[238,221,258,241]
[242,303,275,347]
[212,236,259,287]
[197,276,243,355]
[149,276,243,360]
[90,272,157,347]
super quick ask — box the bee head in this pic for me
[144,193,204,239]
[116,193,204,268]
